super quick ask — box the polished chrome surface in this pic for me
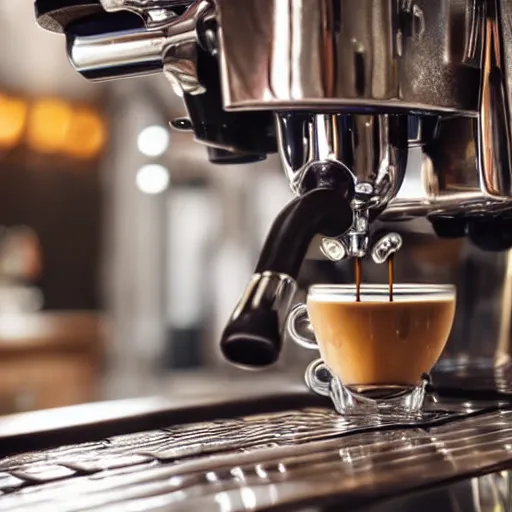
[476,0,512,203]
[276,112,407,205]
[346,209,371,257]
[1,399,512,510]
[277,113,407,256]
[67,28,168,80]
[216,0,481,112]
[371,232,403,264]
[277,113,407,200]
[472,472,511,512]
[67,0,212,95]
[384,0,512,218]
[387,120,487,218]
[100,0,194,28]
[500,0,512,127]
[319,237,347,261]
[215,0,512,222]
[358,473,512,512]
[60,0,512,222]
[321,230,403,263]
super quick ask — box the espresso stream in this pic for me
[388,254,394,302]
[355,255,394,303]
[355,258,362,302]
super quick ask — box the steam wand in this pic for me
[220,187,354,369]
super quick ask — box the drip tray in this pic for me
[0,390,510,511]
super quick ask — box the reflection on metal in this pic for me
[386,0,512,219]
[215,0,512,222]
[497,250,512,368]
[471,472,511,512]
[276,114,407,207]
[67,28,168,80]
[320,237,346,262]
[216,0,480,112]
[100,0,193,29]
[321,230,403,263]
[67,1,213,95]
[371,232,403,264]
[388,118,512,219]
[2,401,512,509]
[477,0,512,202]
[276,113,408,258]
[60,0,512,224]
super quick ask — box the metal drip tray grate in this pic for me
[0,399,511,511]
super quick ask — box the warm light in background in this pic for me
[137,125,170,157]
[136,164,170,194]
[27,99,72,154]
[65,107,107,159]
[0,92,107,160]
[0,94,28,149]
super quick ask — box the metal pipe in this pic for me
[66,28,166,81]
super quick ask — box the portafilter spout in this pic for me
[277,113,408,261]
[220,184,354,369]
[221,113,408,368]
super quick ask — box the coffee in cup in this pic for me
[287,284,456,415]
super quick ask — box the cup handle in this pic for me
[286,304,318,350]
[305,359,331,397]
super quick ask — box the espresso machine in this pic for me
[0,0,511,510]
[33,0,512,373]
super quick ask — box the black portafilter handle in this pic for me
[220,187,354,369]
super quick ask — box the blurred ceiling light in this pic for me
[27,99,72,153]
[66,107,107,159]
[136,164,170,194]
[137,125,170,157]
[0,94,28,149]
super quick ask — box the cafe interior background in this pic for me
[0,0,507,415]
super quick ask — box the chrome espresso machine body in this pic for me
[34,0,512,369]
[13,2,512,510]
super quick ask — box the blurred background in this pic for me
[0,0,301,414]
[0,1,509,415]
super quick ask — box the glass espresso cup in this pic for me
[287,284,456,416]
